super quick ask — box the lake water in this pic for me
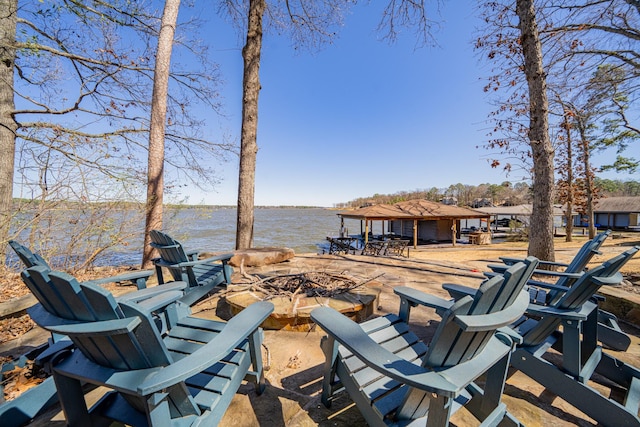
[8,206,501,269]
[102,207,364,266]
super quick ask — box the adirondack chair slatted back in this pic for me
[549,230,611,294]
[425,261,531,368]
[25,267,187,416]
[560,246,637,309]
[523,246,639,347]
[393,262,531,421]
[21,266,120,321]
[569,231,609,271]
[472,257,538,314]
[149,230,192,282]
[546,230,611,305]
[423,263,526,367]
[66,298,182,416]
[9,240,50,269]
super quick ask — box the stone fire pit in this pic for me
[225,272,381,332]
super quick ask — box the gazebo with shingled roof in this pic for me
[338,199,490,248]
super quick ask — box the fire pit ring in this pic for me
[225,272,381,331]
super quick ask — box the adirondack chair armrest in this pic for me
[454,291,529,331]
[488,264,508,273]
[536,260,571,268]
[185,249,199,261]
[311,306,461,396]
[129,290,185,313]
[157,253,234,269]
[593,272,623,286]
[442,283,476,300]
[150,242,181,251]
[35,337,74,368]
[45,317,142,337]
[499,257,576,269]
[394,286,455,313]
[137,301,274,395]
[527,280,570,293]
[117,281,188,303]
[53,350,162,395]
[529,270,583,279]
[525,302,593,321]
[498,256,525,266]
[88,269,155,288]
[196,253,234,264]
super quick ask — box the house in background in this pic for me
[475,204,570,229]
[578,196,640,230]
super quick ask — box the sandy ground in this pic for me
[3,233,640,426]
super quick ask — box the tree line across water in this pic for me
[336,178,640,209]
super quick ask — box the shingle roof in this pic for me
[594,196,640,213]
[338,199,488,220]
[393,199,488,218]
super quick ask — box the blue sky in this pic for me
[184,2,634,207]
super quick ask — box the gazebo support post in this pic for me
[413,219,418,249]
[365,220,369,245]
[451,220,457,247]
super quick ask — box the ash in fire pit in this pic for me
[225,272,382,331]
[251,272,375,298]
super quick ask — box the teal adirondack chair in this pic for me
[0,243,187,427]
[21,264,188,334]
[508,246,640,427]
[449,232,629,351]
[149,230,233,305]
[8,239,155,290]
[23,266,274,427]
[310,261,532,427]
[489,230,611,304]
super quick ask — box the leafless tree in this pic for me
[142,0,180,267]
[1,0,231,269]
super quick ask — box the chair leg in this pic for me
[319,335,340,408]
[465,352,511,422]
[248,329,266,394]
[52,372,92,427]
[560,318,582,379]
[146,392,175,427]
[424,394,452,427]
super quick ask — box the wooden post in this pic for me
[413,219,418,249]
[365,220,369,245]
[451,220,457,247]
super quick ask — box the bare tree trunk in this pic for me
[142,0,180,267]
[562,110,574,242]
[0,0,17,264]
[516,0,555,262]
[579,131,596,239]
[236,0,265,250]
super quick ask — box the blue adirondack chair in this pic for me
[149,230,233,306]
[8,239,190,337]
[8,239,155,290]
[23,266,273,427]
[507,246,640,426]
[448,232,630,351]
[0,265,189,427]
[489,230,611,304]
[310,261,532,427]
